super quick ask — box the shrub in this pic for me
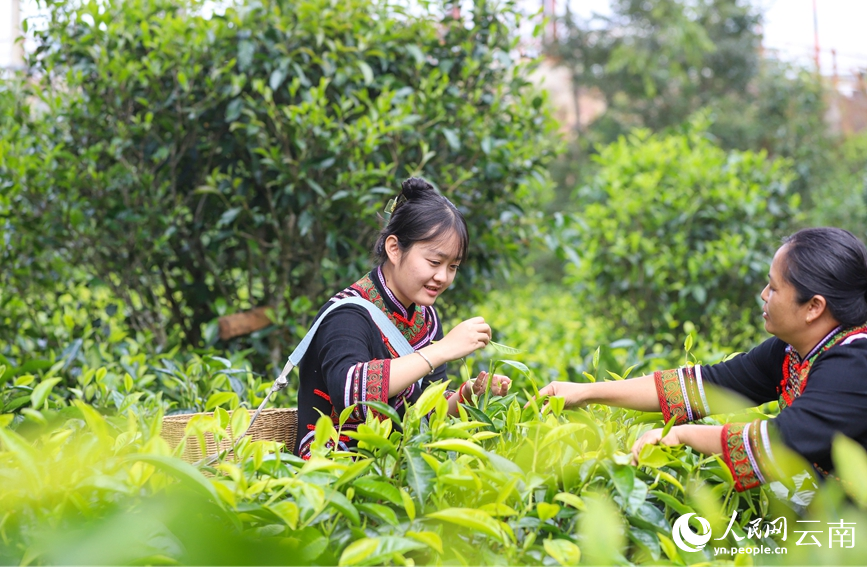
[3,0,559,352]
[558,117,800,347]
[5,368,867,566]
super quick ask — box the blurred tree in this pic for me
[807,131,867,240]
[546,0,830,198]
[1,0,559,359]
[552,117,800,348]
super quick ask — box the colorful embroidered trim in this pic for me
[721,419,781,492]
[351,267,435,347]
[343,359,390,422]
[779,324,867,409]
[654,365,711,425]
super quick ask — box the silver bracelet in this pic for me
[415,350,435,375]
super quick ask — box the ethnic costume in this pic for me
[655,325,867,491]
[295,266,451,459]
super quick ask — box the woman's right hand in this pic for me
[532,381,591,408]
[435,316,491,362]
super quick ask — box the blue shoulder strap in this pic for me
[273,296,417,389]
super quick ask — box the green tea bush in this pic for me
[471,278,747,395]
[555,117,800,349]
[2,0,558,352]
[0,277,289,419]
[5,369,867,566]
[807,130,867,240]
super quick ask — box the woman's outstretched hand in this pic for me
[630,427,681,465]
[530,381,591,408]
[435,317,492,362]
[471,371,511,397]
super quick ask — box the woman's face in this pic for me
[760,245,809,343]
[386,232,462,308]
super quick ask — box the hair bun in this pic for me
[400,177,436,201]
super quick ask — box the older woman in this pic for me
[537,227,867,491]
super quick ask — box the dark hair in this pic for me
[782,227,867,326]
[373,177,469,265]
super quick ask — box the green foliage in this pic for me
[806,131,867,240]
[0,277,288,418]
[553,118,799,346]
[3,0,558,351]
[5,358,867,566]
[3,278,867,565]
[551,0,754,135]
[546,0,832,200]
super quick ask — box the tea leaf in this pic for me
[554,492,586,510]
[339,538,378,566]
[339,404,357,428]
[660,415,677,439]
[339,536,425,567]
[426,508,507,544]
[638,444,671,469]
[126,454,222,508]
[411,380,449,418]
[540,423,587,449]
[489,341,522,354]
[544,539,581,566]
[406,531,443,554]
[325,489,361,526]
[359,400,401,424]
[270,500,300,530]
[229,407,251,439]
[205,392,237,411]
[403,446,435,503]
[335,459,372,490]
[356,503,399,526]
[353,478,402,506]
[832,433,867,507]
[400,489,416,521]
[498,359,531,376]
[425,439,488,460]
[30,378,62,409]
[536,502,560,522]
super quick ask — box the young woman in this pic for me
[295,178,510,458]
[537,227,867,491]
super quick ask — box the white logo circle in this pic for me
[672,513,712,552]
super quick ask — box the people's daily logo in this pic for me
[673,513,713,552]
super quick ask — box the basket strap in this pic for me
[272,296,415,391]
[291,296,414,364]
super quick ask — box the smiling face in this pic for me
[383,231,462,308]
[760,245,811,344]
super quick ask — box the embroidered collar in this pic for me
[372,265,419,326]
[785,325,843,364]
[779,324,867,408]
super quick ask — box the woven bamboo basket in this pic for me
[161,407,297,464]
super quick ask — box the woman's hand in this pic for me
[531,381,592,408]
[433,317,491,363]
[470,371,511,397]
[630,427,681,465]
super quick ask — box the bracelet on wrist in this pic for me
[415,350,435,375]
[457,380,472,405]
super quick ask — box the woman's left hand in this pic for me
[630,427,680,465]
[470,371,511,397]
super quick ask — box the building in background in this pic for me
[1,0,24,70]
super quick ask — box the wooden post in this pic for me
[218,307,273,341]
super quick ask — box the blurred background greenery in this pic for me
[2,0,867,564]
